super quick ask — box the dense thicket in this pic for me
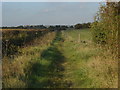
[91,2,120,57]
[2,30,49,57]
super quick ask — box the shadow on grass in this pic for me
[27,31,72,88]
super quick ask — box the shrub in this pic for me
[91,2,119,56]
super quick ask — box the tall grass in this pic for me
[90,2,119,87]
[61,29,118,88]
[2,28,118,88]
[3,31,56,88]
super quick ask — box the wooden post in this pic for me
[78,33,80,43]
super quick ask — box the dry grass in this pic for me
[61,29,118,88]
[2,32,56,88]
[2,29,118,88]
[1,29,49,32]
[86,49,118,88]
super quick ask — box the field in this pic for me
[2,29,118,88]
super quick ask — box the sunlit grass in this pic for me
[3,32,56,88]
[61,29,118,88]
[3,29,118,88]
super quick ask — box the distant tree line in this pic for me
[2,25,47,29]
[2,22,91,30]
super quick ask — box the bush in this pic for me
[2,29,49,57]
[91,2,119,56]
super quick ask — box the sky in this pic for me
[2,2,101,26]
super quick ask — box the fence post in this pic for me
[78,33,80,43]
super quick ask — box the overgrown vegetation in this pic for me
[2,29,49,57]
[3,29,118,88]
[91,2,119,56]
[90,2,119,88]
[3,31,56,88]
[61,29,118,88]
[2,1,119,88]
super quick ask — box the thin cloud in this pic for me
[2,2,100,26]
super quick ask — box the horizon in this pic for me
[2,22,92,27]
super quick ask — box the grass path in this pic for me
[27,31,72,88]
[3,29,118,88]
[60,29,117,88]
[27,29,100,88]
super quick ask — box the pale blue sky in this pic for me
[2,2,101,26]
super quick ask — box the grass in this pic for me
[61,29,98,88]
[3,29,118,88]
[3,32,56,88]
[61,29,118,88]
[27,32,67,88]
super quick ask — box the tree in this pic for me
[74,24,82,29]
[91,1,120,56]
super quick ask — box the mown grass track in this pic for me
[27,31,72,88]
[3,29,118,88]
